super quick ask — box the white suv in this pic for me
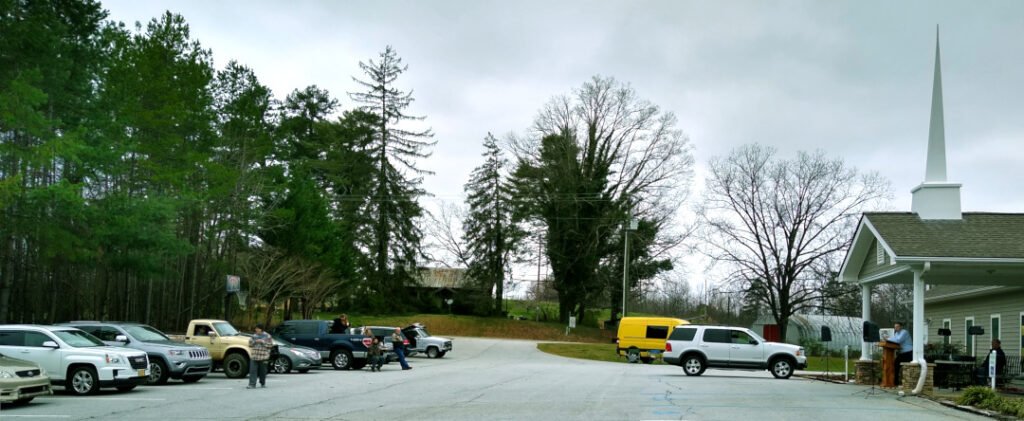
[0,325,149,395]
[663,325,806,379]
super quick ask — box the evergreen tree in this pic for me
[349,46,435,303]
[462,133,523,314]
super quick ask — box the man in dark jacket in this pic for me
[976,338,1007,385]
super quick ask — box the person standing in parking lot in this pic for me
[392,328,412,370]
[248,324,273,389]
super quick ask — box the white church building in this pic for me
[839,30,1024,393]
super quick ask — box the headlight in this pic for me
[168,350,185,356]
[796,348,805,357]
[0,369,14,379]
[106,354,123,364]
[38,367,47,376]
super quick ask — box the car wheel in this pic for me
[148,359,170,385]
[117,385,137,392]
[436,351,447,358]
[682,355,706,376]
[330,349,353,370]
[68,366,99,395]
[770,358,794,379]
[181,376,202,384]
[223,353,250,378]
[426,347,439,358]
[272,355,292,374]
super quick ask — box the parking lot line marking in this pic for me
[0,415,71,418]
[84,397,167,401]
[183,387,234,390]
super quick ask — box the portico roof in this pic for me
[840,212,1024,286]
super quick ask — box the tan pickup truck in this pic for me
[166,319,260,378]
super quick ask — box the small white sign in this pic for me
[568,316,576,329]
[226,275,240,293]
[989,350,997,389]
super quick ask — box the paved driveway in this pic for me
[0,337,985,420]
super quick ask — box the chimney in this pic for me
[911,26,962,220]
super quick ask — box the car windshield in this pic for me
[213,322,239,336]
[53,330,105,347]
[745,329,766,343]
[416,328,431,338]
[125,325,170,342]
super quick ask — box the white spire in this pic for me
[911,25,962,220]
[924,26,947,182]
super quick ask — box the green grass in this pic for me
[536,342,667,365]
[804,356,857,373]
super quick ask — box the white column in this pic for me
[861,283,872,361]
[913,270,925,361]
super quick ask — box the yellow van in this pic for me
[615,317,689,363]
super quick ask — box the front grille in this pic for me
[20,385,48,394]
[16,369,41,378]
[188,349,209,359]
[444,341,452,349]
[129,355,148,369]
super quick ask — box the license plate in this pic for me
[138,369,146,377]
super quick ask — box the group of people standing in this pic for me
[332,314,412,372]
[886,321,1007,387]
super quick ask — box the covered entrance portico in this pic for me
[841,213,1024,392]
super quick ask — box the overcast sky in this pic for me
[102,0,1024,294]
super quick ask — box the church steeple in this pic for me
[924,27,947,183]
[911,26,962,220]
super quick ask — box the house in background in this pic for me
[408,267,489,313]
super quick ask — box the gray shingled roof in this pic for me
[865,212,1024,258]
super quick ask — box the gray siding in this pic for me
[858,239,890,278]
[926,289,1024,358]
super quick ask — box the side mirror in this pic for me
[115,335,129,343]
[42,341,59,349]
[749,340,759,345]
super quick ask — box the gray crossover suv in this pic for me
[63,322,212,385]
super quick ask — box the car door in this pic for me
[699,328,733,367]
[18,330,64,377]
[727,329,764,368]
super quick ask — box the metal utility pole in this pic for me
[622,216,638,318]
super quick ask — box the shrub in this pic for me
[956,386,996,406]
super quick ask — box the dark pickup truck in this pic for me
[272,320,371,370]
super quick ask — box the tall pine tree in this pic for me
[462,133,522,315]
[349,46,435,305]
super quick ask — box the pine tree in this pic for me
[463,134,523,314]
[349,46,435,304]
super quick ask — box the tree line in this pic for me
[2,1,892,335]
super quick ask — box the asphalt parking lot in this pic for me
[0,337,988,420]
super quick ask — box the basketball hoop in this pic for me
[236,291,248,310]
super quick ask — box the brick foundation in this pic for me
[900,362,936,395]
[856,360,880,385]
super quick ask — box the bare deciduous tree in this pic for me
[697,144,890,340]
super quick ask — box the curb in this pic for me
[933,398,1016,420]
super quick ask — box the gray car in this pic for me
[62,322,212,385]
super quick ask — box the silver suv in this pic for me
[663,325,806,379]
[62,322,212,385]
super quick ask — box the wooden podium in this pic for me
[879,341,901,387]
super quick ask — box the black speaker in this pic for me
[821,326,832,342]
[863,321,880,342]
[968,326,985,335]
[937,328,952,336]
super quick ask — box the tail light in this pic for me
[665,343,672,352]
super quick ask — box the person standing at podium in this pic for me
[886,322,913,386]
